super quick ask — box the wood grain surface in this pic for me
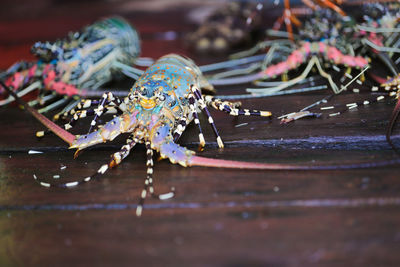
[0,1,399,266]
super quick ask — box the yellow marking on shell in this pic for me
[261,111,272,117]
[67,60,79,68]
[69,144,77,149]
[91,139,100,144]
[172,106,180,112]
[140,98,156,109]
[121,114,133,131]
[178,161,187,167]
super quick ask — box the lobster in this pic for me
[212,5,400,123]
[210,6,369,89]
[3,54,399,217]
[272,0,345,41]
[0,16,142,115]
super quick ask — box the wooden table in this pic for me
[0,1,399,266]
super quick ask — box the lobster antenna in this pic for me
[1,81,399,171]
[0,80,76,146]
[189,155,400,170]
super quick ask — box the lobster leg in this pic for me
[188,93,206,150]
[64,104,122,132]
[0,63,39,106]
[0,61,30,80]
[136,140,175,216]
[86,92,126,134]
[63,92,127,132]
[0,80,76,145]
[314,0,346,16]
[172,118,189,142]
[191,85,224,148]
[2,65,37,93]
[204,95,272,118]
[278,66,370,123]
[57,98,117,122]
[54,98,110,121]
[274,0,303,42]
[204,96,241,109]
[36,102,122,139]
[0,81,41,106]
[248,56,328,94]
[282,0,295,41]
[67,93,126,118]
[301,0,318,10]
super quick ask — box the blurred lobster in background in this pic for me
[0,16,143,117]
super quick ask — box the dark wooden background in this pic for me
[0,1,400,266]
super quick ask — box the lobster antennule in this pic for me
[189,156,400,170]
[0,80,76,146]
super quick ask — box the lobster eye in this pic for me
[140,88,147,96]
[158,94,166,101]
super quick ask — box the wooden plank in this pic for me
[0,0,400,266]
[1,207,400,266]
[0,91,397,151]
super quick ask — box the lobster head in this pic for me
[31,41,64,62]
[135,80,168,110]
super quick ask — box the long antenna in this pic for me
[1,81,399,171]
[0,81,76,146]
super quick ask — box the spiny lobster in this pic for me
[1,16,141,115]
[213,4,399,123]
[2,54,399,217]
[272,0,345,41]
